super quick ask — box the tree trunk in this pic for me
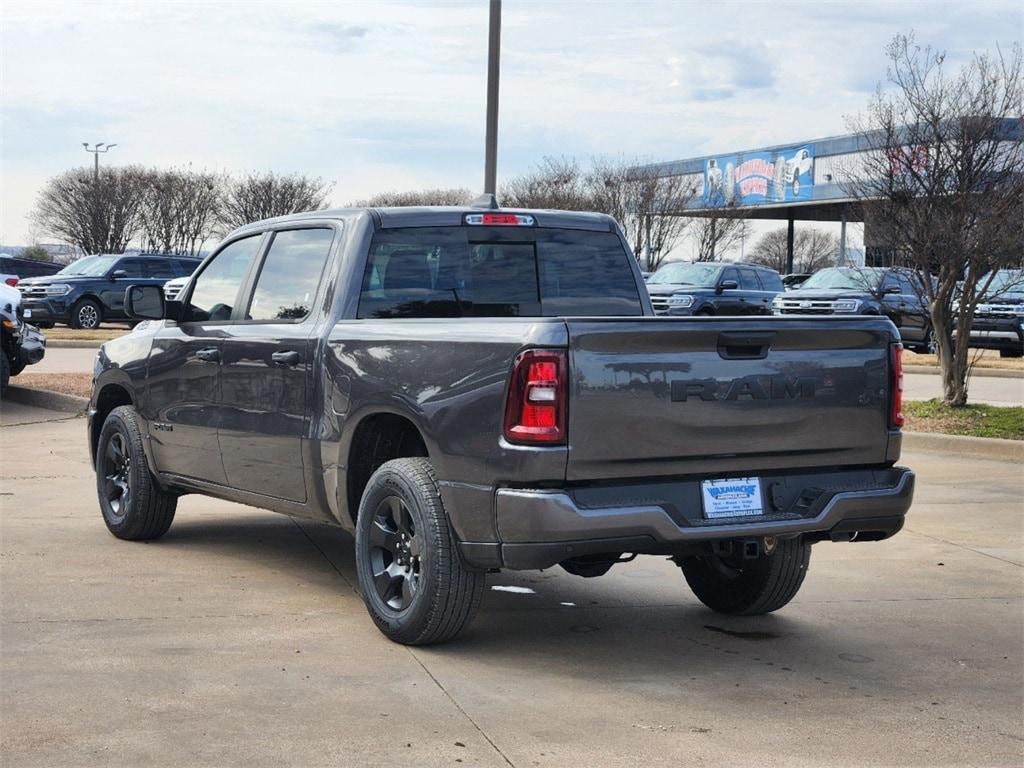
[932,303,969,406]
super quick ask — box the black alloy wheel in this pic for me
[102,431,133,521]
[368,495,422,611]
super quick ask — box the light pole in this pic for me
[483,0,501,195]
[82,142,117,181]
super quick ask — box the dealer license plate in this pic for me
[701,477,764,519]
[23,309,32,318]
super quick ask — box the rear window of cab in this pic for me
[357,226,643,318]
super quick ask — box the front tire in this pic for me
[355,457,484,645]
[675,537,810,615]
[0,353,10,396]
[96,406,176,540]
[71,298,102,329]
[1000,348,1023,358]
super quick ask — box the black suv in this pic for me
[645,261,783,315]
[964,269,1024,358]
[773,266,936,353]
[18,254,198,329]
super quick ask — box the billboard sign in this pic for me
[704,144,814,207]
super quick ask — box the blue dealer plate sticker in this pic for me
[701,477,764,519]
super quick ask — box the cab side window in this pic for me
[186,236,263,322]
[720,267,739,286]
[117,259,146,278]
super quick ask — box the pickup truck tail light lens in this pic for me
[4,277,18,287]
[504,349,567,444]
[890,343,905,428]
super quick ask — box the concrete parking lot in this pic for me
[1,401,1022,767]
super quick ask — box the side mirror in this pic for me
[717,279,739,293]
[111,269,128,281]
[124,284,165,320]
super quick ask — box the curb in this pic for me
[904,365,1023,379]
[902,430,1023,461]
[2,386,88,415]
[46,340,105,349]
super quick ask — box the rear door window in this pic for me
[357,227,642,318]
[758,271,784,292]
[738,268,761,291]
[246,228,334,321]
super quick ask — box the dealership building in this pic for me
[636,119,1021,272]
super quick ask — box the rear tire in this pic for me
[355,457,484,645]
[0,354,10,396]
[999,348,1023,358]
[96,405,176,540]
[676,537,810,615]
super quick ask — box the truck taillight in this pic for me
[4,277,17,287]
[890,343,905,428]
[504,349,567,444]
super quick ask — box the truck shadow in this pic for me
[159,513,921,699]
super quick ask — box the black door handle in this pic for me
[271,350,301,367]
[195,347,220,362]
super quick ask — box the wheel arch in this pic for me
[343,410,430,526]
[90,381,134,465]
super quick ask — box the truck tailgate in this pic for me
[565,317,897,481]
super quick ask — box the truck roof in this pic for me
[230,205,618,236]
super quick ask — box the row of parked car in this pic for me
[643,261,1024,358]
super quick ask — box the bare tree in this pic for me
[844,35,1024,405]
[587,159,697,270]
[689,209,750,262]
[350,188,475,207]
[749,228,838,273]
[140,168,223,256]
[220,172,332,231]
[501,157,593,211]
[33,166,150,254]
[503,156,697,270]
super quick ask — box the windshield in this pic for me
[57,256,117,277]
[647,262,720,287]
[984,270,1024,296]
[799,267,880,291]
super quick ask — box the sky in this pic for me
[1,0,1020,255]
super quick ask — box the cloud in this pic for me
[1,0,1020,244]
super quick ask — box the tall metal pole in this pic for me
[94,152,99,181]
[786,211,795,274]
[483,0,501,194]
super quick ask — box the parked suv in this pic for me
[774,267,936,353]
[964,269,1024,358]
[18,254,198,329]
[646,261,783,315]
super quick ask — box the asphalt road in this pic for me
[2,401,1022,767]
[27,345,1024,406]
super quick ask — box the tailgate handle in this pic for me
[717,332,775,360]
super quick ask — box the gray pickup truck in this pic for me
[89,203,914,645]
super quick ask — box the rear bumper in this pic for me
[460,466,914,570]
